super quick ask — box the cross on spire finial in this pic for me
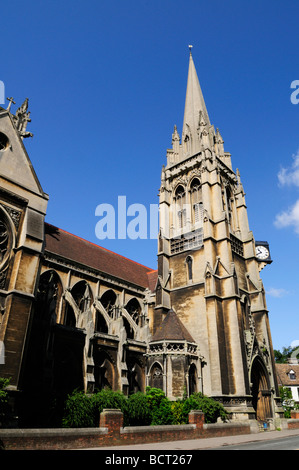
[6,97,15,112]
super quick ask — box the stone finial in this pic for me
[12,98,33,139]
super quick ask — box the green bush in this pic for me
[151,398,174,425]
[0,377,10,428]
[62,388,128,428]
[95,388,127,415]
[145,387,174,425]
[171,400,185,425]
[62,390,95,428]
[145,387,166,409]
[181,393,228,424]
[62,386,228,428]
[125,392,151,426]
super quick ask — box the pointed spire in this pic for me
[182,47,210,142]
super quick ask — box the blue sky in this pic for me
[1,0,298,351]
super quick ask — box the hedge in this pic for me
[62,387,228,428]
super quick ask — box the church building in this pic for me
[0,50,283,426]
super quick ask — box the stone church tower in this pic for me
[0,50,283,426]
[149,49,282,420]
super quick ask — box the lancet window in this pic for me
[186,255,193,281]
[174,185,186,231]
[190,178,203,227]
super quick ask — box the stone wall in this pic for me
[0,409,247,450]
[1,409,299,450]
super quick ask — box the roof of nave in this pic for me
[44,222,157,290]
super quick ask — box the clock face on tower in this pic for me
[255,245,269,260]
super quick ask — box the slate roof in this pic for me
[276,363,299,386]
[44,223,157,290]
[151,309,195,343]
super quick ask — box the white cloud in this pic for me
[278,149,299,187]
[266,287,289,298]
[274,199,299,234]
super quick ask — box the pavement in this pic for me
[85,428,299,450]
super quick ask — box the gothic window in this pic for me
[37,270,62,321]
[186,255,193,281]
[184,134,191,154]
[156,282,162,305]
[178,208,186,228]
[175,185,186,230]
[150,363,163,390]
[223,184,233,227]
[94,350,114,391]
[188,364,197,396]
[241,297,250,330]
[127,358,143,395]
[190,178,203,226]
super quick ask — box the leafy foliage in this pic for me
[0,377,11,428]
[180,392,228,424]
[274,345,299,363]
[279,386,294,418]
[125,392,151,426]
[170,400,185,425]
[62,389,96,428]
[62,388,128,428]
[62,386,229,428]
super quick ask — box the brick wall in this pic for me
[0,409,252,450]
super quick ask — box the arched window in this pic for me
[186,256,193,281]
[184,134,191,154]
[241,297,250,330]
[190,178,203,226]
[150,362,163,390]
[188,364,197,396]
[94,350,115,391]
[175,185,186,229]
[127,358,144,395]
[223,184,233,227]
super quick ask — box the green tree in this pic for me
[274,345,299,363]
